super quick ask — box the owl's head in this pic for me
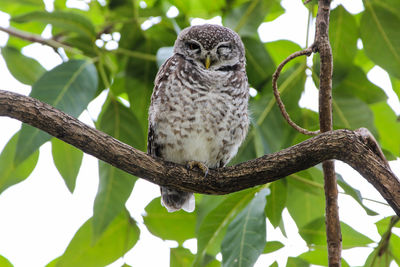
[174,24,245,71]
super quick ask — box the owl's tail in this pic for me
[160,186,195,212]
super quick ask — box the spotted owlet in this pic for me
[147,24,249,212]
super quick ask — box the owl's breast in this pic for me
[152,80,248,168]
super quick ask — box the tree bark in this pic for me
[1,89,400,216]
[314,0,342,265]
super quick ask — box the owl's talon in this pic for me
[187,161,209,177]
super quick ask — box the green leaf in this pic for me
[368,0,400,16]
[1,46,46,85]
[53,210,139,267]
[341,221,375,248]
[391,76,400,101]
[0,0,44,28]
[221,188,268,267]
[265,40,302,69]
[354,48,375,73]
[96,98,146,148]
[205,259,221,267]
[15,60,98,163]
[46,257,60,267]
[193,188,259,266]
[336,174,378,216]
[170,247,195,267]
[125,77,153,132]
[286,173,325,228]
[143,197,196,244]
[243,63,306,160]
[119,22,167,84]
[0,133,39,194]
[196,195,226,232]
[253,126,266,158]
[371,102,400,157]
[2,0,43,6]
[299,217,373,248]
[265,180,287,228]
[0,0,43,12]
[361,2,400,79]
[93,160,136,241]
[275,63,307,112]
[329,5,358,83]
[375,216,400,235]
[242,37,275,89]
[224,0,279,37]
[289,168,323,196]
[390,234,400,264]
[299,249,350,267]
[334,66,387,104]
[364,248,393,267]
[168,0,225,18]
[0,254,13,267]
[264,1,284,22]
[51,138,83,193]
[263,241,284,254]
[248,96,282,154]
[332,95,377,136]
[12,10,97,39]
[286,257,309,267]
[93,99,144,240]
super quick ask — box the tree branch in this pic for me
[0,26,157,61]
[272,47,320,136]
[0,26,81,55]
[1,89,400,216]
[314,0,342,265]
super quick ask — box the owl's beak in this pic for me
[205,55,211,69]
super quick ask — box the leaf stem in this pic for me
[98,56,111,89]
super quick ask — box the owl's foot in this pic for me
[187,161,209,177]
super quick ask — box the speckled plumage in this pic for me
[147,24,249,212]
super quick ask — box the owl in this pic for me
[147,24,249,212]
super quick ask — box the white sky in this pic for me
[0,0,400,266]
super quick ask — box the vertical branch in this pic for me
[315,0,342,266]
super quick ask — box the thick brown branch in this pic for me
[1,89,400,216]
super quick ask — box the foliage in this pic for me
[0,0,400,266]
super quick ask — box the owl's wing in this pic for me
[147,121,156,155]
[147,55,180,157]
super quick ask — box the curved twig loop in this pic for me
[272,46,320,136]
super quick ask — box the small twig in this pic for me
[272,46,320,136]
[0,26,157,62]
[0,26,81,55]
